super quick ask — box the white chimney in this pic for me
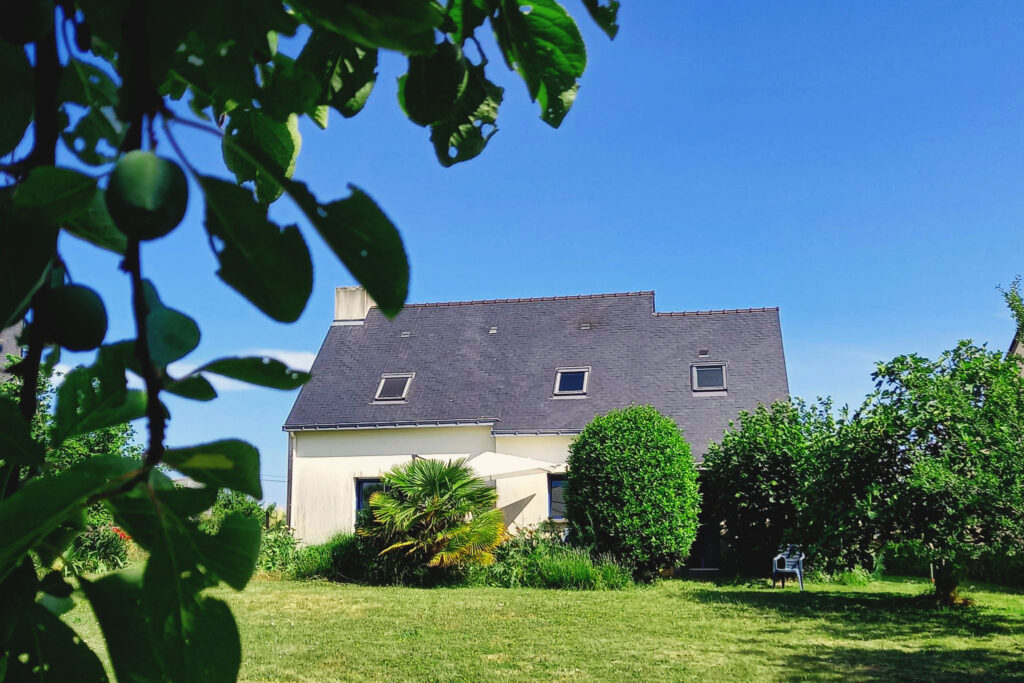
[334,286,374,325]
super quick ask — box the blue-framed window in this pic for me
[355,478,385,511]
[548,474,568,520]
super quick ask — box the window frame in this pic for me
[355,477,385,511]
[548,474,568,520]
[690,362,727,391]
[373,372,414,402]
[552,366,590,397]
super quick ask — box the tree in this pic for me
[358,458,506,572]
[702,400,820,574]
[0,1,622,678]
[999,276,1024,346]
[869,343,1024,604]
[566,405,700,580]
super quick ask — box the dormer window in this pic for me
[553,367,589,396]
[374,373,414,401]
[691,363,726,391]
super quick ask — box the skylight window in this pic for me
[374,373,413,401]
[553,367,589,396]
[691,363,726,391]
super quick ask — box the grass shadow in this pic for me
[690,584,1024,640]
[779,644,1024,681]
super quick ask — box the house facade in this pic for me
[283,288,790,544]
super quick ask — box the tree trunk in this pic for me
[933,561,960,605]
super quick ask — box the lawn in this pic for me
[63,577,1024,681]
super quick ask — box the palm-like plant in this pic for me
[359,458,507,568]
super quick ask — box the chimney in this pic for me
[334,286,374,325]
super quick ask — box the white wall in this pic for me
[290,429,572,543]
[290,426,494,543]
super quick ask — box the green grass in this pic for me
[62,577,1024,681]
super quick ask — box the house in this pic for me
[283,288,790,544]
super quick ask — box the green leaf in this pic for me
[286,181,409,317]
[103,482,253,681]
[447,0,490,43]
[260,55,322,123]
[142,279,200,366]
[291,0,444,55]
[0,455,138,582]
[295,29,378,119]
[199,356,311,390]
[494,0,586,127]
[63,188,128,254]
[0,201,57,329]
[163,439,262,498]
[198,176,313,322]
[54,344,147,445]
[4,603,108,681]
[61,105,125,166]
[430,64,503,167]
[165,372,218,401]
[79,568,166,681]
[222,109,301,204]
[38,570,74,598]
[399,41,469,127]
[581,0,620,39]
[12,167,97,225]
[58,58,119,108]
[0,42,33,156]
[35,284,108,351]
[0,396,44,466]
[194,513,261,590]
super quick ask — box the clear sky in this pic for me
[56,2,1024,506]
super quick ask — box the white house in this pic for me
[283,287,790,544]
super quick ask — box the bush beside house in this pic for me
[566,405,701,580]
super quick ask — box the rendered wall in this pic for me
[290,426,494,542]
[290,428,572,543]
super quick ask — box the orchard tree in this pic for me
[870,343,1024,604]
[567,405,700,580]
[0,1,623,679]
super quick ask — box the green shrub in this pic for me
[834,567,873,586]
[567,405,700,580]
[471,525,633,590]
[257,528,299,574]
[62,524,129,575]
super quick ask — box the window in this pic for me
[356,478,385,510]
[548,474,568,519]
[691,363,727,391]
[374,373,413,401]
[553,367,589,396]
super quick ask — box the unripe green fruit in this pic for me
[35,285,108,351]
[105,151,188,241]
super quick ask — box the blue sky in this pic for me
[56,2,1024,506]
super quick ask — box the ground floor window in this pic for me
[355,478,385,511]
[548,474,568,520]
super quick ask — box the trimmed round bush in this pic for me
[567,405,700,579]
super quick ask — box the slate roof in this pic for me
[283,291,789,458]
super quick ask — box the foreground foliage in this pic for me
[567,405,700,579]
[0,0,621,679]
[63,578,1024,681]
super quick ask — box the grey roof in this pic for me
[284,291,789,458]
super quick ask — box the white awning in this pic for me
[465,451,563,479]
[408,452,564,479]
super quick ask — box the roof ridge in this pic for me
[390,291,655,309]
[654,306,779,317]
